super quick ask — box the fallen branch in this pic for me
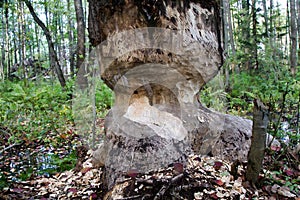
[116,195,142,200]
[154,173,184,200]
[0,143,22,154]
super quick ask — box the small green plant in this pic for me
[0,172,8,190]
[95,80,113,117]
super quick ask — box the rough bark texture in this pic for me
[88,0,254,188]
[290,0,298,76]
[246,99,269,184]
[74,0,86,70]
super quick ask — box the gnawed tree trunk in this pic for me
[246,99,269,185]
[87,0,254,188]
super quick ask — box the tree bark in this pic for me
[262,0,269,38]
[246,99,269,185]
[86,0,257,188]
[297,0,300,66]
[290,0,298,76]
[24,0,66,88]
[67,0,75,77]
[252,0,258,70]
[4,0,10,78]
[241,0,251,70]
[222,0,230,89]
[74,0,86,71]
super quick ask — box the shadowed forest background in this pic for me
[0,0,299,199]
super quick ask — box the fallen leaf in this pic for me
[284,169,294,176]
[68,188,78,193]
[127,169,139,178]
[81,167,92,174]
[271,184,280,193]
[277,186,296,197]
[210,193,218,199]
[12,188,23,193]
[173,162,184,173]
[270,145,281,151]
[214,179,224,186]
[214,161,223,170]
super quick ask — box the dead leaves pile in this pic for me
[106,155,299,199]
[1,153,300,199]
[0,155,105,200]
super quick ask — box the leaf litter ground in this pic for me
[0,120,299,199]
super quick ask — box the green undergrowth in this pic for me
[0,80,73,145]
[0,79,113,146]
[201,68,300,194]
[0,79,112,188]
[201,69,300,119]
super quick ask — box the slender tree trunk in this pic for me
[286,1,290,60]
[1,2,6,79]
[228,3,236,56]
[18,2,22,70]
[24,0,66,87]
[297,0,300,66]
[290,0,298,76]
[43,0,49,27]
[246,100,269,185]
[252,0,258,70]
[222,0,230,90]
[74,0,86,71]
[242,0,251,70]
[20,1,27,80]
[58,15,67,74]
[67,0,75,77]
[4,0,10,78]
[262,0,269,37]
[11,10,18,66]
[34,20,41,78]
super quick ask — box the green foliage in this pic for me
[0,79,113,145]
[0,80,72,144]
[0,172,8,190]
[39,150,77,175]
[200,74,228,112]
[95,80,113,117]
[19,167,34,181]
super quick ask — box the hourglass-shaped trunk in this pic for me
[88,0,253,188]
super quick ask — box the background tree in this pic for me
[74,0,85,71]
[290,0,298,76]
[24,0,66,87]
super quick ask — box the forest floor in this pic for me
[0,120,299,200]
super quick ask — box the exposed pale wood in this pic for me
[87,0,258,188]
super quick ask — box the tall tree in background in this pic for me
[67,0,76,76]
[24,0,66,87]
[222,0,236,90]
[3,0,9,78]
[241,0,251,70]
[297,0,300,65]
[251,0,258,70]
[290,0,298,76]
[74,0,85,71]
